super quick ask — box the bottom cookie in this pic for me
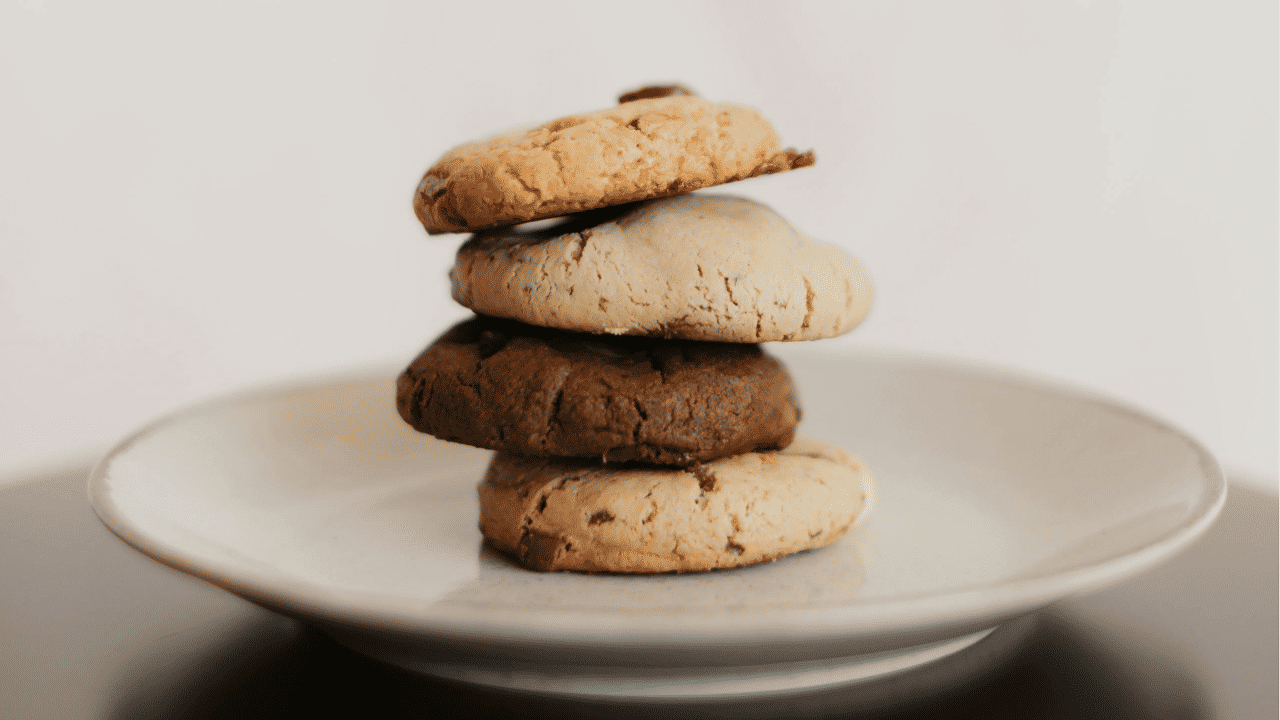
[478,437,875,573]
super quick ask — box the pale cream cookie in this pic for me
[478,436,876,573]
[414,90,813,234]
[451,194,875,343]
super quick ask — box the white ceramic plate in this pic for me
[89,349,1224,696]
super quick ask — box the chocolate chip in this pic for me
[518,529,570,571]
[618,84,696,104]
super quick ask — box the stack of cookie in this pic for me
[397,86,877,573]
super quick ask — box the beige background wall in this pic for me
[2,1,1275,489]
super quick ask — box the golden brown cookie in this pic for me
[451,194,875,342]
[478,437,876,573]
[396,315,801,465]
[414,91,813,234]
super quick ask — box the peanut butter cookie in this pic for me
[414,90,813,234]
[478,436,876,573]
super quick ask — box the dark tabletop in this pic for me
[2,466,1275,719]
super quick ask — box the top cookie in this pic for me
[414,91,814,234]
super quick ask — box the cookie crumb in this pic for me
[690,463,718,492]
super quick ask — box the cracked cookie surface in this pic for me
[414,94,813,234]
[477,436,875,573]
[396,315,800,465]
[451,194,875,342]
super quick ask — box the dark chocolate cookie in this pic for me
[396,316,801,465]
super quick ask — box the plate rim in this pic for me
[87,347,1227,648]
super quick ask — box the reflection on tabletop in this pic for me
[1,466,1275,719]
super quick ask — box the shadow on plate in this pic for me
[106,608,1208,720]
